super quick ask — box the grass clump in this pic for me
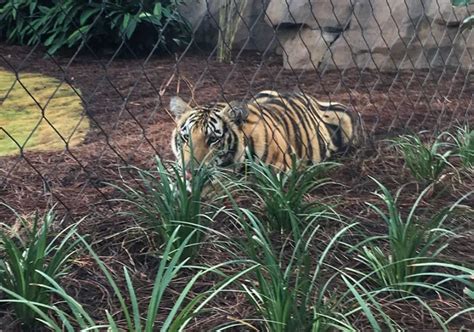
[0,70,89,156]
[112,156,216,261]
[215,194,385,332]
[350,178,468,296]
[73,226,255,332]
[245,156,339,233]
[394,133,452,185]
[234,209,356,331]
[450,125,474,168]
[0,204,80,330]
[1,221,255,331]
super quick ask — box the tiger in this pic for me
[170,90,362,176]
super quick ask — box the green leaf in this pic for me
[121,13,130,33]
[341,276,383,331]
[464,287,474,299]
[451,0,473,6]
[460,14,474,31]
[153,3,162,18]
[44,32,59,47]
[29,1,37,15]
[123,267,141,331]
[138,11,151,19]
[125,17,137,39]
[140,15,162,26]
[79,8,100,25]
[66,25,90,47]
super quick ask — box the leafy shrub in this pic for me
[1,223,255,331]
[111,156,216,261]
[394,133,452,185]
[223,204,413,331]
[0,0,190,55]
[0,205,80,329]
[231,208,358,332]
[421,262,474,324]
[349,178,466,296]
[245,156,339,234]
[75,227,254,332]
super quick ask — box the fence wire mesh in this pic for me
[0,0,472,215]
[0,0,473,330]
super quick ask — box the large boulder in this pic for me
[322,0,474,70]
[276,27,339,70]
[267,0,474,70]
[265,0,353,29]
[265,0,352,69]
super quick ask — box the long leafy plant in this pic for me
[0,205,80,329]
[0,0,190,55]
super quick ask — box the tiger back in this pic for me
[170,90,362,172]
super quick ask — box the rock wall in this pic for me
[179,0,473,71]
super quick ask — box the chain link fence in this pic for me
[0,0,472,215]
[0,1,473,330]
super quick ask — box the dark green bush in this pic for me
[0,0,190,55]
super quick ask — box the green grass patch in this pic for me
[111,156,218,261]
[393,133,452,185]
[450,125,474,168]
[0,204,81,329]
[0,69,89,156]
[244,156,339,234]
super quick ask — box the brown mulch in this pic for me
[0,43,473,331]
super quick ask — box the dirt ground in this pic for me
[0,43,473,330]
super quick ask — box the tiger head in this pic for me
[170,96,248,173]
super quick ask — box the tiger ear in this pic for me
[226,101,248,126]
[170,96,190,118]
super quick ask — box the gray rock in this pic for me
[178,0,473,71]
[265,0,353,30]
[278,27,339,70]
[320,0,474,71]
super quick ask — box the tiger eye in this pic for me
[208,135,219,145]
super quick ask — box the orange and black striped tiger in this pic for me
[170,90,362,173]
